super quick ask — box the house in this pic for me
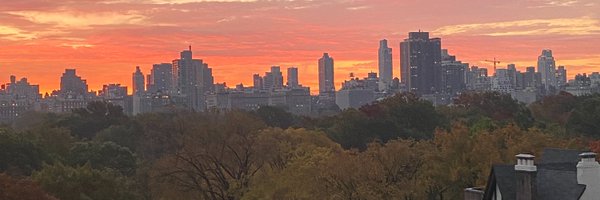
[465,148,600,200]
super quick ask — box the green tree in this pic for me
[59,101,128,139]
[322,93,442,150]
[254,106,295,129]
[95,123,143,151]
[0,128,47,175]
[567,96,600,137]
[22,127,75,161]
[66,141,137,176]
[33,163,139,200]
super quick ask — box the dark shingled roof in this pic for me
[537,167,585,200]
[483,149,587,200]
[540,148,582,164]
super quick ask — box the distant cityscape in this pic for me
[2,31,600,123]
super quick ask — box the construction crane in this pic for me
[484,58,501,74]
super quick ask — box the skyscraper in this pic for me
[287,67,299,88]
[556,66,567,88]
[318,53,335,101]
[60,69,88,97]
[538,49,557,90]
[262,66,283,91]
[400,31,442,95]
[378,39,393,90]
[147,63,173,93]
[271,66,284,90]
[132,66,145,96]
[253,74,263,90]
[441,49,467,94]
[172,46,213,110]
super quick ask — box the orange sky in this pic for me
[1,0,599,94]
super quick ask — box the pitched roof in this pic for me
[540,148,582,164]
[483,148,587,200]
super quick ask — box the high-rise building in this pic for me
[60,69,88,97]
[132,66,145,96]
[538,49,557,90]
[507,64,518,87]
[253,74,263,90]
[378,39,393,90]
[557,66,567,88]
[522,67,537,88]
[400,31,442,95]
[287,67,299,88]
[318,53,335,100]
[172,46,213,110]
[492,69,514,94]
[271,66,284,90]
[262,66,283,91]
[147,63,173,93]
[441,49,467,94]
[5,76,40,100]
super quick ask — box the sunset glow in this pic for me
[1,0,599,94]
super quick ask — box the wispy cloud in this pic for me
[434,17,600,36]
[102,0,258,4]
[216,16,237,23]
[7,11,147,28]
[0,25,36,41]
[346,5,370,11]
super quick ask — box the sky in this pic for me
[1,0,599,94]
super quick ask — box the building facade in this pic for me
[400,31,442,95]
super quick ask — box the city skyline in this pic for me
[1,0,600,94]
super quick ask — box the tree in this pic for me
[66,141,137,176]
[567,96,600,137]
[244,128,341,200]
[95,123,143,151]
[253,106,295,129]
[0,128,47,176]
[23,127,75,161]
[322,93,442,150]
[529,91,576,125]
[453,91,534,128]
[59,101,128,139]
[0,173,57,200]
[152,111,267,200]
[33,163,139,200]
[454,92,519,121]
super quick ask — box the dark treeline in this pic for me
[1,91,599,200]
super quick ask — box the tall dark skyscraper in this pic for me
[378,39,393,90]
[287,67,299,88]
[147,63,173,93]
[400,31,442,95]
[318,53,335,100]
[172,46,213,110]
[60,69,88,96]
[557,65,567,87]
[538,49,557,89]
[132,66,145,96]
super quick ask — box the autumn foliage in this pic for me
[0,92,599,199]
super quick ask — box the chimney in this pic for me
[515,154,537,200]
[577,152,600,200]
